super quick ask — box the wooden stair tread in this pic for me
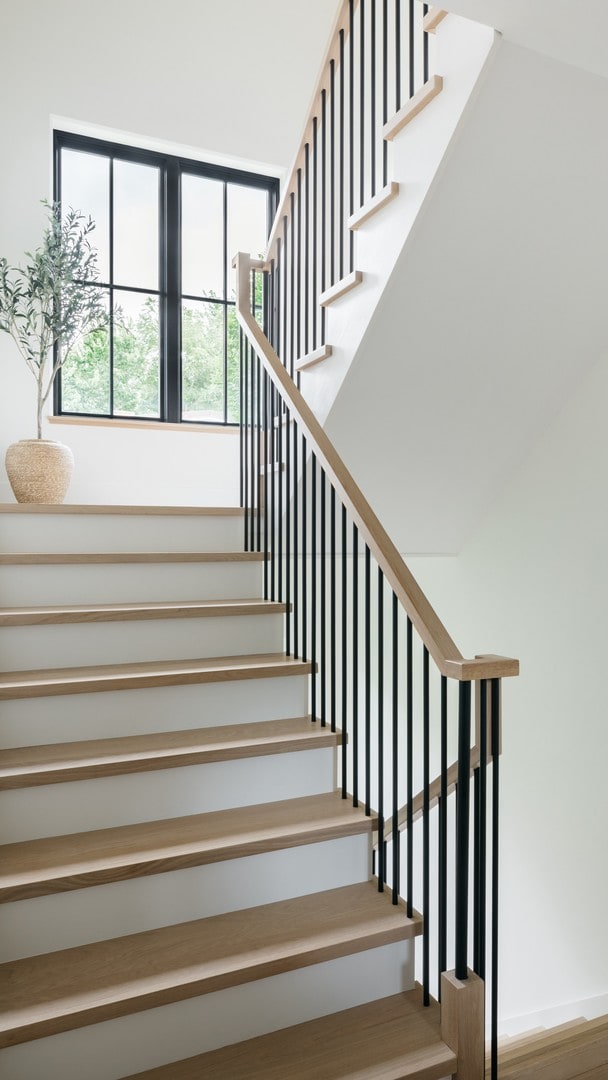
[497,1015,608,1075]
[0,503,243,516]
[0,653,313,701]
[0,716,340,789]
[126,988,455,1080]
[295,344,333,371]
[383,75,444,142]
[347,181,400,231]
[0,791,370,902]
[0,882,422,1048]
[0,551,264,565]
[319,271,363,307]
[0,598,287,627]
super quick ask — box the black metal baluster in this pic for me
[455,679,472,980]
[285,407,292,655]
[277,394,283,605]
[320,468,327,727]
[249,343,256,555]
[491,678,501,1080]
[290,191,295,378]
[330,485,337,733]
[371,0,377,198]
[349,0,355,270]
[263,368,269,599]
[304,143,310,357]
[296,169,302,366]
[301,434,308,662]
[423,3,429,84]
[311,453,317,721]
[365,544,371,815]
[321,87,327,340]
[478,680,488,981]
[312,117,318,350]
[270,383,276,601]
[377,567,385,890]
[341,504,348,796]
[282,216,288,369]
[339,30,345,280]
[438,674,448,998]
[352,523,359,807]
[409,0,415,99]
[329,63,336,289]
[360,0,366,209]
[255,352,262,553]
[293,419,299,657]
[423,645,430,1006]
[239,328,244,510]
[406,615,413,916]
[391,592,399,903]
[382,0,388,186]
[243,335,249,551]
[396,0,402,111]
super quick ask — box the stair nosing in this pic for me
[0,551,264,565]
[0,791,372,903]
[0,653,313,701]
[0,598,288,627]
[0,504,244,516]
[0,882,422,1048]
[0,716,340,790]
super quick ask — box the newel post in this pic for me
[441,968,485,1079]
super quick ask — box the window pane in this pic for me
[113,160,159,290]
[227,184,268,299]
[182,299,225,422]
[113,291,160,417]
[61,288,111,414]
[61,149,110,282]
[181,174,224,299]
[226,306,240,424]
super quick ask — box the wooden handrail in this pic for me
[265,0,357,263]
[235,252,519,682]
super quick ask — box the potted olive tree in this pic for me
[0,201,106,503]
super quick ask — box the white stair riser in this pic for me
[0,940,414,1080]
[0,748,336,842]
[0,833,369,961]
[0,513,244,554]
[0,676,310,748]
[0,561,263,606]
[0,613,285,671]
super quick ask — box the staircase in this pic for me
[0,503,456,1079]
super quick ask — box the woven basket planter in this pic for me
[5,439,74,504]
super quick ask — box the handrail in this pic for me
[235,251,518,683]
[265,0,355,263]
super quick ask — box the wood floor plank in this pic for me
[0,598,287,627]
[125,988,455,1080]
[0,653,312,701]
[0,882,422,1048]
[0,716,339,789]
[0,791,372,902]
[498,1017,608,1079]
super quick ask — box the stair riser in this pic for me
[0,941,414,1080]
[0,614,285,671]
[0,561,263,606]
[0,833,369,961]
[0,676,310,748]
[0,513,244,554]
[0,747,336,843]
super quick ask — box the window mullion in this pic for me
[165,160,181,422]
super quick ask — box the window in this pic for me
[53,132,279,425]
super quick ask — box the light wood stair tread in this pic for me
[0,653,312,701]
[0,881,422,1048]
[0,503,243,516]
[126,988,455,1079]
[347,181,400,231]
[383,75,444,142]
[0,716,340,789]
[496,1015,608,1075]
[0,791,369,902]
[319,271,363,307]
[0,551,264,565]
[0,598,287,627]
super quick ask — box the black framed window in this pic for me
[54,131,278,425]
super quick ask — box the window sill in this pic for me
[48,416,239,436]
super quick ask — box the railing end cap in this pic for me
[443,654,520,681]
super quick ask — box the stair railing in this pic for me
[236,251,518,1080]
[264,0,440,373]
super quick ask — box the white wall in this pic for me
[327,38,608,552]
[406,347,608,1028]
[0,0,338,504]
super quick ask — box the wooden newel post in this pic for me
[441,969,485,1079]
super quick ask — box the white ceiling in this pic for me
[443,0,608,80]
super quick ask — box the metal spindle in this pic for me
[311,453,317,721]
[341,503,348,796]
[243,336,249,551]
[320,469,327,727]
[321,88,327,341]
[423,3,429,83]
[360,0,366,208]
[396,0,402,111]
[478,679,488,980]
[382,0,388,186]
[438,674,448,997]
[249,343,255,555]
[491,678,501,1080]
[406,615,413,916]
[285,407,292,655]
[262,368,269,598]
[349,0,355,270]
[371,0,377,197]
[270,383,276,601]
[352,523,359,807]
[377,567,384,889]
[339,29,345,280]
[329,63,336,288]
[289,192,295,377]
[391,591,399,903]
[422,645,430,1005]
[255,352,261,553]
[409,0,415,99]
[304,143,310,356]
[296,169,302,364]
[365,545,371,815]
[312,117,318,349]
[330,485,337,732]
[301,434,308,661]
[455,679,472,981]
[239,328,244,508]
[277,393,283,604]
[293,419,299,656]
